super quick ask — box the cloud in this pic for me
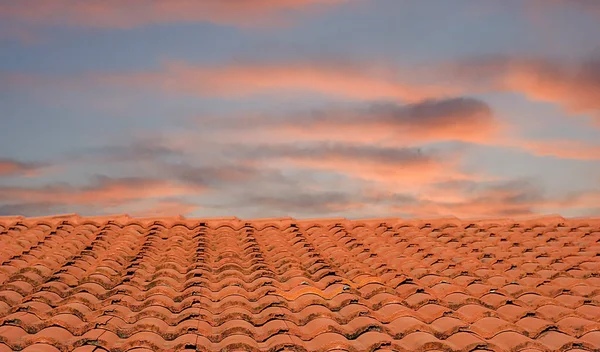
[128,199,200,217]
[95,57,600,116]
[566,0,600,15]
[196,96,597,162]
[164,162,296,189]
[225,142,486,187]
[0,202,70,217]
[388,178,600,218]
[0,198,200,218]
[0,175,204,208]
[1,61,459,105]
[205,97,501,146]
[76,140,181,163]
[57,136,300,191]
[245,191,368,215]
[508,139,600,160]
[0,0,347,30]
[116,109,500,190]
[98,61,456,102]
[0,158,48,177]
[449,56,600,121]
[214,175,600,219]
[536,0,600,17]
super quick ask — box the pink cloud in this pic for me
[501,60,600,117]
[450,57,600,121]
[1,61,459,104]
[100,61,457,102]
[217,142,497,191]
[0,0,348,29]
[0,176,204,207]
[509,139,600,160]
[206,98,503,147]
[534,0,600,18]
[129,199,200,217]
[0,159,48,177]
[390,180,600,218]
[274,148,488,187]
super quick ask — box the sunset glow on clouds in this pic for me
[0,0,346,29]
[1,0,599,219]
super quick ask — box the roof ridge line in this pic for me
[1,213,597,224]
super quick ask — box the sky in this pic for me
[1,0,599,220]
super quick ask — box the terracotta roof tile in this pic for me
[0,214,599,351]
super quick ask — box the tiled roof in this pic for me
[0,214,599,352]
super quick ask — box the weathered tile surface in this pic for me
[0,214,599,351]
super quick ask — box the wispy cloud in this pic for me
[506,139,600,160]
[193,93,600,161]
[0,60,457,103]
[224,142,485,187]
[98,61,455,102]
[535,0,600,18]
[0,158,50,177]
[3,54,599,126]
[244,191,368,216]
[128,199,200,217]
[0,0,347,31]
[208,176,600,219]
[388,178,600,218]
[203,97,501,145]
[0,175,204,209]
[0,202,70,217]
[2,143,597,218]
[449,56,600,122]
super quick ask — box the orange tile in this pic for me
[0,215,598,351]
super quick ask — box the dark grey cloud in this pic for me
[68,137,183,164]
[245,191,362,214]
[164,162,296,189]
[0,202,68,217]
[364,97,493,128]
[225,142,437,165]
[199,97,496,138]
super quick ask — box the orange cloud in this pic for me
[450,57,600,120]
[206,98,502,147]
[389,180,600,218]
[509,139,600,160]
[286,151,484,188]
[101,61,457,102]
[129,199,200,217]
[225,143,495,190]
[225,173,600,219]
[460,131,600,161]
[192,97,596,162]
[244,191,369,216]
[0,158,47,177]
[502,60,600,117]
[0,176,204,207]
[534,0,600,18]
[2,61,458,104]
[0,0,347,29]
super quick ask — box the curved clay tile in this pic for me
[0,215,599,351]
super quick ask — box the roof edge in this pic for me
[1,212,598,225]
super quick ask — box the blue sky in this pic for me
[1,0,599,219]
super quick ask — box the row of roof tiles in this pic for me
[1,213,598,229]
[0,215,598,351]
